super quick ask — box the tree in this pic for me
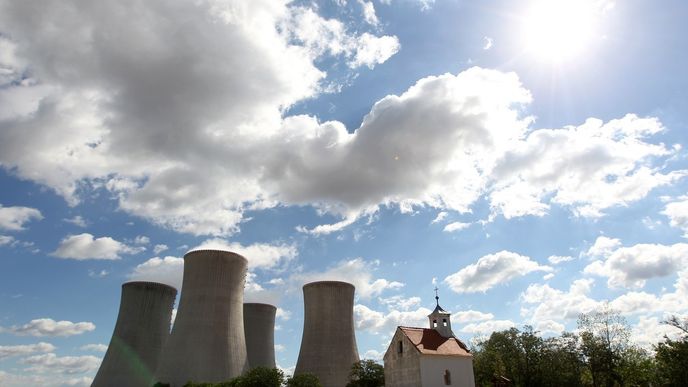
[286,373,322,387]
[655,315,688,386]
[232,367,284,387]
[346,359,385,387]
[577,304,631,387]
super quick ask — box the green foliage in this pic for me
[178,367,284,387]
[285,372,322,387]
[346,359,385,387]
[654,315,688,386]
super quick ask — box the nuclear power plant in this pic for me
[93,250,364,387]
[154,250,249,386]
[91,281,176,387]
[295,281,360,387]
[244,303,277,369]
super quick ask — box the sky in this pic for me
[1,0,688,385]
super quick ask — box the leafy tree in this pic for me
[577,304,631,387]
[346,359,384,387]
[286,372,322,387]
[655,315,688,386]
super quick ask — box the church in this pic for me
[383,292,475,387]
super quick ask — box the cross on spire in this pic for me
[434,286,439,306]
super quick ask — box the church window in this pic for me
[443,318,447,327]
[433,319,437,328]
[444,370,451,385]
[398,340,403,354]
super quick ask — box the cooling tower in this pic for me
[91,281,177,387]
[154,250,249,386]
[243,303,277,369]
[295,281,359,387]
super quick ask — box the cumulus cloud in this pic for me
[0,235,14,246]
[190,239,298,270]
[585,236,622,258]
[79,344,107,353]
[489,115,685,219]
[0,204,42,231]
[354,303,431,335]
[2,318,95,337]
[153,244,168,254]
[430,211,448,224]
[128,256,184,290]
[520,278,600,322]
[0,342,55,360]
[62,216,86,228]
[547,255,574,264]
[460,320,516,335]
[358,0,379,26]
[21,353,101,374]
[663,197,688,237]
[453,310,494,323]
[52,233,143,260]
[443,221,470,233]
[0,0,682,238]
[292,258,404,298]
[584,241,688,288]
[445,250,552,293]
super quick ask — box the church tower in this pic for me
[427,287,454,338]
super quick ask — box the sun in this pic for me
[521,0,602,63]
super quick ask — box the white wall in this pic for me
[419,355,475,387]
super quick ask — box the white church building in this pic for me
[383,293,475,387]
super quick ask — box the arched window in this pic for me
[433,319,437,328]
[442,318,448,327]
[398,340,403,354]
[444,369,451,385]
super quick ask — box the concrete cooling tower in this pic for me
[155,250,249,386]
[243,303,277,369]
[91,281,177,387]
[295,281,360,387]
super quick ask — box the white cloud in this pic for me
[292,258,404,298]
[354,303,431,334]
[79,344,107,353]
[128,256,184,290]
[585,236,622,258]
[358,0,379,26]
[0,235,14,246]
[663,197,688,237]
[52,233,143,260]
[445,250,552,293]
[490,115,685,219]
[483,36,493,50]
[2,318,95,337]
[460,320,516,335]
[443,221,470,233]
[548,255,573,264]
[520,278,600,322]
[0,204,42,231]
[62,216,86,228]
[431,211,448,224]
[0,342,55,359]
[533,319,565,335]
[453,310,494,323]
[379,295,422,311]
[0,0,681,237]
[191,239,297,270]
[133,235,150,245]
[153,244,168,254]
[631,315,685,349]
[21,353,101,374]
[584,241,688,288]
[363,349,383,361]
[276,308,291,321]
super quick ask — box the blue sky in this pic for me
[1,0,688,385]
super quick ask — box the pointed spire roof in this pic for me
[430,287,449,315]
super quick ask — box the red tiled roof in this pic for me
[398,326,472,357]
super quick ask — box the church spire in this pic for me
[428,287,453,338]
